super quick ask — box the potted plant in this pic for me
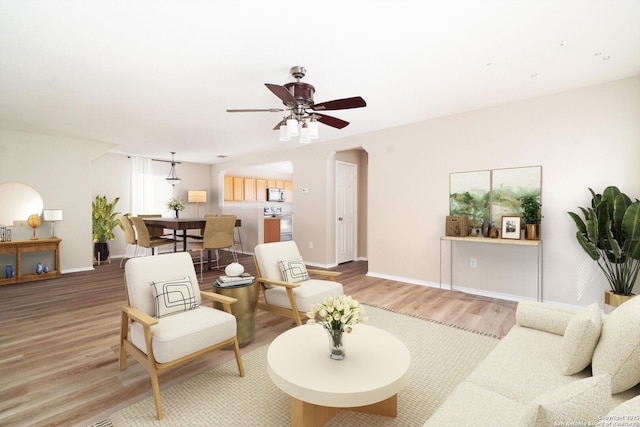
[519,195,541,240]
[92,195,126,262]
[568,186,640,310]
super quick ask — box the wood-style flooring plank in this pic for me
[0,253,516,427]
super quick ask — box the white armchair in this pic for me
[119,252,244,420]
[253,241,343,325]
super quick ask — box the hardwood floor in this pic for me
[0,253,516,427]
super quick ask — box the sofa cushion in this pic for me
[605,395,640,417]
[150,276,198,318]
[520,374,611,427]
[278,257,310,283]
[465,325,590,403]
[422,381,525,427]
[560,303,602,375]
[130,306,237,363]
[516,300,578,336]
[264,279,343,313]
[592,296,640,393]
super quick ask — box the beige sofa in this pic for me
[424,297,640,426]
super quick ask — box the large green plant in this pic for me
[92,195,125,243]
[568,186,640,295]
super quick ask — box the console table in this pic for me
[440,236,543,301]
[0,238,62,285]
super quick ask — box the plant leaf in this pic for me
[576,232,600,260]
[567,211,587,235]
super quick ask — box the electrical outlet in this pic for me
[469,258,477,268]
[309,242,313,249]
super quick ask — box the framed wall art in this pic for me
[501,216,521,240]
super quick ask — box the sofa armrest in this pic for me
[515,300,580,336]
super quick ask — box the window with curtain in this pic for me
[130,156,173,216]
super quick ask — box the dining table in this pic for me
[142,217,205,252]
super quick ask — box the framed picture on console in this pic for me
[501,216,521,240]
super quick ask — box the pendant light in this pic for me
[165,152,181,186]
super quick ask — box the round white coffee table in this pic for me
[267,324,411,427]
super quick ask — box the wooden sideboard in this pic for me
[0,238,62,285]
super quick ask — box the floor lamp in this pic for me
[188,191,207,218]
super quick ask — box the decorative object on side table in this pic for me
[568,186,640,312]
[27,214,41,239]
[519,195,541,240]
[489,225,499,238]
[500,216,521,240]
[92,195,127,262]
[306,295,368,360]
[166,197,185,219]
[5,264,13,278]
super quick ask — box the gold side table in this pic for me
[213,280,256,347]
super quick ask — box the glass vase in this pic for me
[326,328,346,360]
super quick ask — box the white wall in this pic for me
[0,130,115,272]
[213,76,640,307]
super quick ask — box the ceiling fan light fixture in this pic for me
[308,119,319,139]
[286,118,299,137]
[279,124,291,141]
[300,122,311,143]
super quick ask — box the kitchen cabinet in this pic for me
[224,176,234,201]
[224,175,293,203]
[264,218,281,243]
[256,179,267,202]
[233,177,244,201]
[244,178,256,201]
[284,181,293,203]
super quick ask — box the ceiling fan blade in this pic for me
[311,96,366,111]
[265,83,297,107]
[273,121,283,130]
[226,108,284,113]
[315,114,350,129]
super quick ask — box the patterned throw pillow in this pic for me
[150,276,198,318]
[278,258,310,283]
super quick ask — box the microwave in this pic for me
[267,188,286,202]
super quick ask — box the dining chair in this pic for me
[120,252,244,419]
[190,215,238,281]
[253,241,343,326]
[130,216,175,255]
[119,215,138,267]
[137,214,172,238]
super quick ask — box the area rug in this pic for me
[108,305,499,426]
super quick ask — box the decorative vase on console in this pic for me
[5,264,13,279]
[174,209,179,219]
[481,219,491,237]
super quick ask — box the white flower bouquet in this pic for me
[166,197,185,212]
[306,295,367,333]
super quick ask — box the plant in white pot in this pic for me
[568,186,640,310]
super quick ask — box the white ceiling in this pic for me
[1,0,639,165]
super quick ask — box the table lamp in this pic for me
[43,209,63,237]
[188,191,207,217]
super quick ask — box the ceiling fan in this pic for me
[226,66,366,142]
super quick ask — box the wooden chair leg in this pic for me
[118,312,128,370]
[232,337,245,377]
[150,371,164,420]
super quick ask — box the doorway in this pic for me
[336,161,357,264]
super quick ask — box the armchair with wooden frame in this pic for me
[119,252,245,419]
[253,241,343,326]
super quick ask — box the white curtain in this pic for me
[130,156,154,216]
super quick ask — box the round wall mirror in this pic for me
[0,182,44,226]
